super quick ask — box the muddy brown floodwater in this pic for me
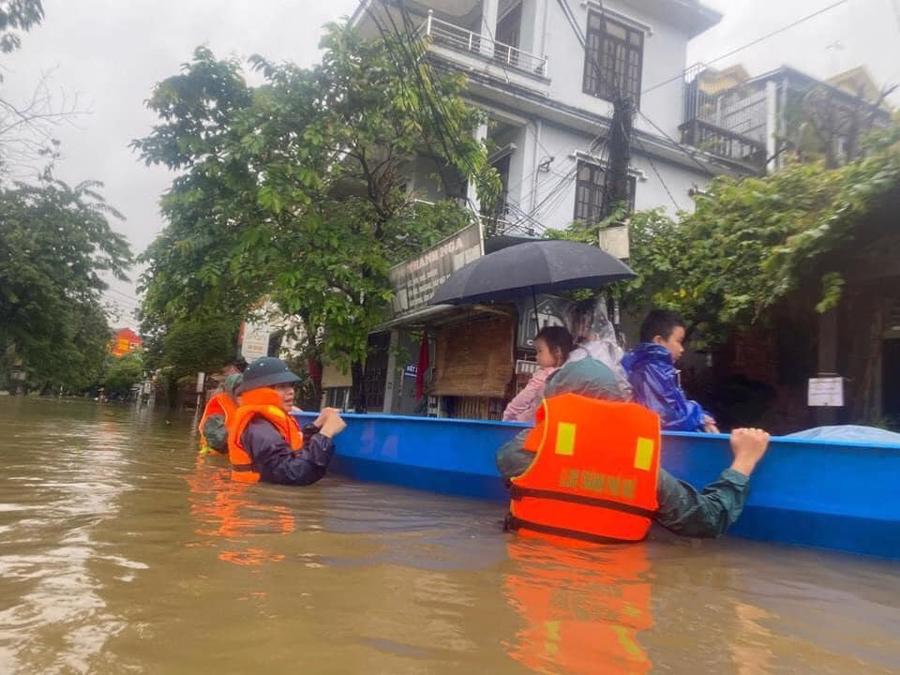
[0,397,897,674]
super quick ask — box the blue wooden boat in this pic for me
[295,412,900,560]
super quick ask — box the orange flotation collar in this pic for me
[227,388,303,483]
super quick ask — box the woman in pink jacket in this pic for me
[503,326,574,423]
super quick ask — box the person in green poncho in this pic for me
[199,373,243,454]
[497,358,770,538]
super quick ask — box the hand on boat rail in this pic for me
[729,428,770,477]
[317,408,347,439]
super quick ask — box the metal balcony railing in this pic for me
[420,11,548,77]
[679,118,767,170]
[681,65,768,170]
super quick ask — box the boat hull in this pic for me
[296,412,900,560]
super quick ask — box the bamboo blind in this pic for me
[432,314,514,398]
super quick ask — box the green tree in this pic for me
[160,316,239,379]
[0,0,43,54]
[140,315,238,409]
[103,351,144,397]
[135,23,499,409]
[0,174,131,392]
[618,121,900,343]
[779,82,896,169]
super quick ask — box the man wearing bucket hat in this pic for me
[228,357,346,485]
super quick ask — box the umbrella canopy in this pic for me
[428,240,635,306]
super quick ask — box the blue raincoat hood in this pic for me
[621,342,673,373]
[622,342,708,432]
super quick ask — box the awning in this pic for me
[376,304,457,330]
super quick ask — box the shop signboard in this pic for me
[389,223,482,318]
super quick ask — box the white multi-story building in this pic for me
[353,0,736,235]
[324,0,738,414]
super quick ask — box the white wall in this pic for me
[629,153,704,214]
[497,123,529,209]
[403,0,713,228]
[542,0,691,140]
[508,120,704,231]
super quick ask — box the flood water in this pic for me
[0,398,897,674]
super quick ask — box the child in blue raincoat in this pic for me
[622,310,718,433]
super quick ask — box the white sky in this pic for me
[3,0,898,327]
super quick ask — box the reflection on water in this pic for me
[503,538,652,674]
[0,398,898,674]
[186,458,297,566]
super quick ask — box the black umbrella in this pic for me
[428,240,635,310]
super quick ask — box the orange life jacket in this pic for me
[198,392,238,453]
[227,388,303,484]
[507,393,661,543]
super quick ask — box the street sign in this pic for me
[808,377,844,407]
[515,294,572,349]
[241,320,271,362]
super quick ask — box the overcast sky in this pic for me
[3,0,898,327]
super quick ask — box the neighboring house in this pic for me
[682,64,892,173]
[327,0,737,415]
[680,64,898,431]
[110,328,142,357]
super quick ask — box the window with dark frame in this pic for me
[573,160,635,224]
[324,387,350,410]
[583,12,644,107]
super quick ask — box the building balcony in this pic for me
[420,11,548,77]
[416,10,550,97]
[679,118,766,172]
[680,66,768,172]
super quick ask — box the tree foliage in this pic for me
[780,81,896,169]
[620,121,900,344]
[160,316,239,379]
[0,0,42,54]
[135,22,499,407]
[0,174,131,390]
[103,351,144,396]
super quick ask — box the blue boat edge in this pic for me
[295,411,900,561]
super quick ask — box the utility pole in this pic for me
[602,97,635,220]
[601,96,635,340]
[553,0,636,334]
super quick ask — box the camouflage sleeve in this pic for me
[202,415,228,453]
[496,429,536,480]
[654,468,751,538]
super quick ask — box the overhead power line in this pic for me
[105,286,141,304]
[554,0,716,179]
[632,134,682,212]
[641,0,853,96]
[366,3,490,216]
